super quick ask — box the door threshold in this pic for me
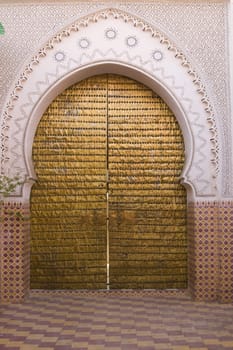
[30,289,190,298]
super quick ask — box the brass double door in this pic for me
[30,74,187,290]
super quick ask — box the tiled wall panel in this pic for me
[1,193,233,302]
[0,202,30,303]
[219,201,233,303]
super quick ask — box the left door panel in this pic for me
[30,76,108,289]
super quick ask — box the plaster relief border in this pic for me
[0,8,218,198]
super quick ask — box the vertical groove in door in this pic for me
[30,76,108,289]
[106,75,110,290]
[108,75,187,289]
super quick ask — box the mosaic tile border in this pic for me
[0,202,30,303]
[1,200,233,303]
[219,201,233,303]
[187,201,220,301]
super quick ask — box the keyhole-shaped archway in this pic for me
[30,74,187,290]
[1,8,227,303]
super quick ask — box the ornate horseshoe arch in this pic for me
[1,8,217,199]
[1,8,229,304]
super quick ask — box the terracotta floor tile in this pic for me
[0,291,232,349]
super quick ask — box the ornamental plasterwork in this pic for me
[0,8,217,198]
[0,2,229,196]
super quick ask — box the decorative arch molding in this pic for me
[0,7,218,199]
[1,7,233,304]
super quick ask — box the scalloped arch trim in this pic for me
[0,7,217,198]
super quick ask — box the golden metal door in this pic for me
[30,74,187,289]
[30,76,108,289]
[107,75,187,289]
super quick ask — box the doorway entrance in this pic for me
[30,74,187,290]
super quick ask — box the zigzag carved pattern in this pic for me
[0,8,217,195]
[8,48,211,195]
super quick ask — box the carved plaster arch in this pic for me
[0,8,218,200]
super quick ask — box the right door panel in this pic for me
[108,75,187,289]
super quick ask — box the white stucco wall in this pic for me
[0,1,232,200]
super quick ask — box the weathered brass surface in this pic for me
[31,75,108,289]
[30,74,187,290]
[107,75,187,289]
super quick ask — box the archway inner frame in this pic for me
[30,73,188,291]
[0,8,224,303]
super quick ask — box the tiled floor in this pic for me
[0,291,233,350]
